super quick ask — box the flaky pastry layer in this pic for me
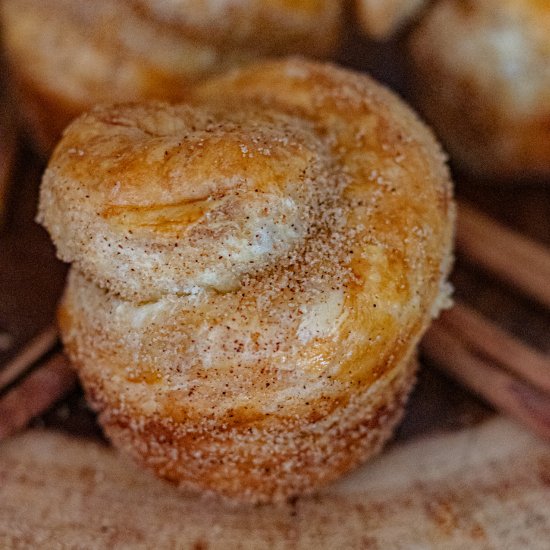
[41,59,455,503]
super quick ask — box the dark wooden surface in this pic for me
[0,36,549,444]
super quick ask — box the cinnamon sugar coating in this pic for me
[40,59,455,503]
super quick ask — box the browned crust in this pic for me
[77,356,418,504]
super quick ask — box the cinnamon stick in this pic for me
[423,308,550,441]
[0,324,58,392]
[0,352,77,441]
[439,302,550,394]
[456,201,550,309]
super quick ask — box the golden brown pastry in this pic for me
[38,58,454,503]
[410,0,550,180]
[1,0,342,155]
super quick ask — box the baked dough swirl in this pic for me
[39,59,455,503]
[1,0,342,154]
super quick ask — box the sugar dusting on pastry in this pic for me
[42,58,454,503]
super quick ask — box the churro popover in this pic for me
[38,59,455,503]
[410,0,550,180]
[1,0,342,154]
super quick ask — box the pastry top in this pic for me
[411,0,550,117]
[44,59,454,412]
[40,57,453,301]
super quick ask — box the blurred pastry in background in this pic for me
[410,0,550,181]
[356,0,428,40]
[0,0,342,155]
